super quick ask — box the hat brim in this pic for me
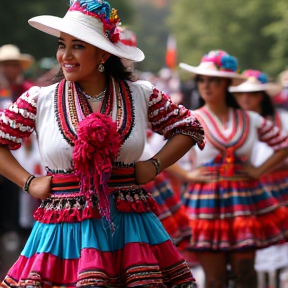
[229,82,283,97]
[0,55,34,70]
[28,13,145,62]
[179,62,246,86]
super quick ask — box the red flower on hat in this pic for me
[201,50,237,72]
[69,0,120,43]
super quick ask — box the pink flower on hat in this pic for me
[201,50,238,72]
[242,70,268,84]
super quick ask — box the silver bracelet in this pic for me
[150,157,161,176]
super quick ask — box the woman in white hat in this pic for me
[230,70,288,287]
[229,69,288,207]
[179,50,288,288]
[0,0,205,287]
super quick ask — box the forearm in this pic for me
[165,163,189,181]
[153,134,195,172]
[0,145,31,187]
[258,148,288,176]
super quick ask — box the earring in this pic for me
[98,63,105,73]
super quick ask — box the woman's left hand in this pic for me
[135,160,158,184]
[244,164,262,180]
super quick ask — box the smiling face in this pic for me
[234,91,263,112]
[56,32,110,85]
[197,75,230,104]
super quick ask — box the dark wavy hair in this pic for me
[53,54,137,83]
[195,75,241,109]
[259,91,275,118]
[103,55,136,81]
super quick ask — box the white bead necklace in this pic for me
[82,89,107,102]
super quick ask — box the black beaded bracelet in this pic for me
[23,175,35,194]
[150,157,161,176]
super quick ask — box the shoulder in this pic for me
[21,83,57,100]
[245,110,263,124]
[33,83,58,102]
[126,80,154,97]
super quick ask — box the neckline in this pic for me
[195,107,250,151]
[54,78,135,148]
[204,105,232,131]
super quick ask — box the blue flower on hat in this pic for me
[242,70,269,84]
[77,0,111,20]
[258,73,268,84]
[220,55,237,72]
[69,0,121,43]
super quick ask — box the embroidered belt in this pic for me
[202,163,251,182]
[50,166,137,194]
[34,166,157,224]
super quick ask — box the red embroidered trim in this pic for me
[55,78,134,148]
[55,80,92,147]
[194,108,250,153]
[115,189,158,215]
[148,88,205,149]
[0,91,36,150]
[201,107,237,143]
[33,193,100,224]
[258,118,288,150]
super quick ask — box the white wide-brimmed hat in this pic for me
[279,69,288,87]
[28,0,144,62]
[0,44,34,70]
[179,50,246,85]
[229,69,283,96]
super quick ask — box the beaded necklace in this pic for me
[81,89,107,102]
[54,77,135,147]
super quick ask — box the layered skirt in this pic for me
[1,171,196,288]
[145,173,191,249]
[260,169,288,207]
[183,176,288,251]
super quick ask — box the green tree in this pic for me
[131,2,170,73]
[167,0,287,77]
[263,0,288,76]
[0,0,134,61]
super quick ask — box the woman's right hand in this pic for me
[186,167,217,183]
[28,176,52,200]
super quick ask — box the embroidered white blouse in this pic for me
[190,107,288,169]
[0,79,205,172]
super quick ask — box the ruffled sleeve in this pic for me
[257,116,288,151]
[0,86,39,150]
[148,87,205,150]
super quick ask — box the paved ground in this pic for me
[0,230,30,279]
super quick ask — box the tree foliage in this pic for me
[0,0,134,61]
[167,0,288,77]
[131,2,170,73]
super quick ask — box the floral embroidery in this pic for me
[0,90,37,150]
[55,77,134,148]
[69,0,120,43]
[148,88,205,150]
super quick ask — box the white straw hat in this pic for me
[229,70,283,97]
[279,69,288,87]
[28,0,144,62]
[179,50,246,86]
[0,44,34,70]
